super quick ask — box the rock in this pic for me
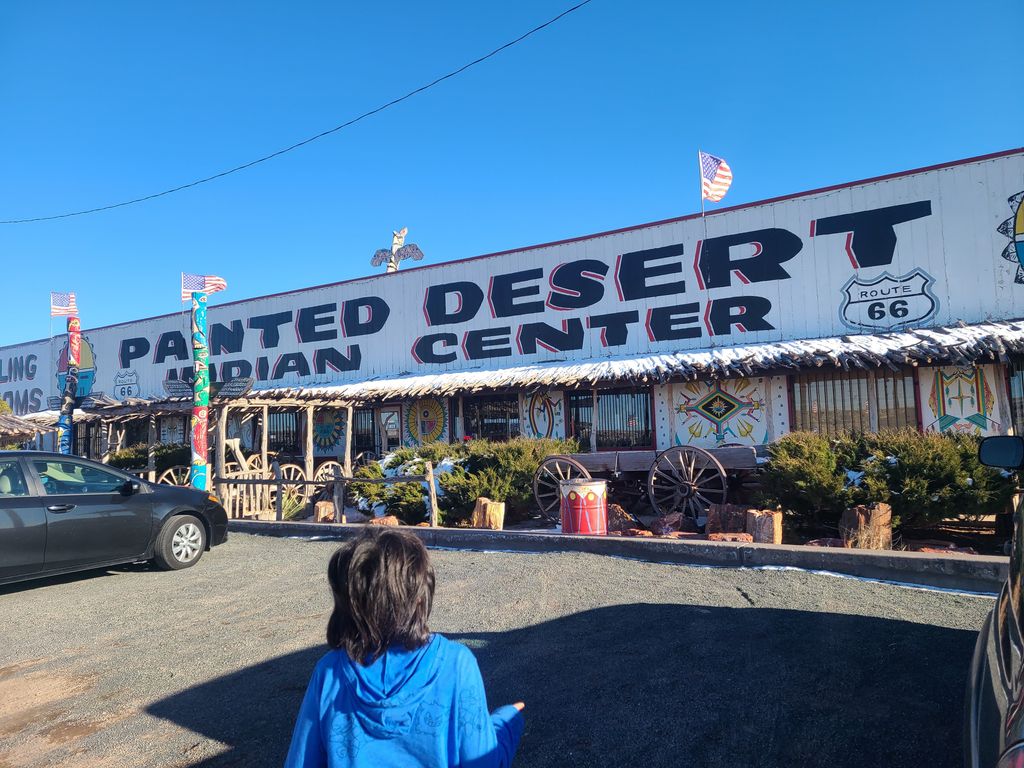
[908,540,979,556]
[744,509,783,545]
[806,537,847,548]
[707,532,754,543]
[623,528,654,537]
[651,518,692,536]
[415,522,431,527]
[662,531,706,540]
[606,504,635,533]
[368,515,400,527]
[706,504,748,534]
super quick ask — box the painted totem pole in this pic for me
[190,292,210,491]
[55,315,81,454]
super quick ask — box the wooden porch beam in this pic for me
[304,405,315,481]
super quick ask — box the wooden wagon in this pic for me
[532,445,759,523]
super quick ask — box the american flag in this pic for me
[181,272,228,301]
[50,291,78,317]
[699,151,733,202]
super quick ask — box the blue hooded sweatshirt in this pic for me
[285,634,524,768]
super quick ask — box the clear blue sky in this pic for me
[1,0,1021,346]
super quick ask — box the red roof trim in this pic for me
[19,146,1024,345]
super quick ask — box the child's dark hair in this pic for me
[326,527,436,663]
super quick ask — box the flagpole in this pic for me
[698,149,707,219]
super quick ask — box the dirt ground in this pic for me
[0,532,993,768]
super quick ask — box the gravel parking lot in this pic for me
[0,532,992,768]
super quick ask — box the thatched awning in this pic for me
[19,318,1024,423]
[0,412,54,441]
[249,318,1024,400]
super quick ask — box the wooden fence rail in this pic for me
[213,461,440,525]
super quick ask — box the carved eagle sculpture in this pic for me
[371,227,425,272]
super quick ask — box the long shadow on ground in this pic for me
[147,604,978,767]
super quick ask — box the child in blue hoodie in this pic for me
[285,527,525,767]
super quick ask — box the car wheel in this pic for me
[154,514,207,570]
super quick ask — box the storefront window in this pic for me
[352,408,378,457]
[791,371,918,435]
[267,410,300,455]
[463,395,520,442]
[567,388,653,449]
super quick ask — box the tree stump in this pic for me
[315,501,336,523]
[470,497,505,530]
[839,503,892,549]
[745,509,783,544]
[706,503,747,534]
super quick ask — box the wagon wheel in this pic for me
[533,456,591,522]
[608,477,649,516]
[246,454,265,473]
[646,446,727,524]
[275,463,310,505]
[222,461,241,477]
[314,460,343,483]
[157,465,191,486]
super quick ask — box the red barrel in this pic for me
[559,479,608,535]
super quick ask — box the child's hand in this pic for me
[513,702,525,712]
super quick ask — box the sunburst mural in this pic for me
[672,379,767,446]
[404,397,449,446]
[998,190,1024,282]
[313,409,345,451]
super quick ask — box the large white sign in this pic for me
[3,150,1023,415]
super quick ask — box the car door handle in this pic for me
[46,504,76,513]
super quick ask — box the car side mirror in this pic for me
[121,479,142,496]
[979,436,1024,470]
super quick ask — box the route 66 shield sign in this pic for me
[839,268,939,331]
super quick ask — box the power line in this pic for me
[2,0,595,225]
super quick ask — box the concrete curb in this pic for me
[228,520,1008,594]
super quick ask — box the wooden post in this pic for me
[425,460,439,527]
[273,460,283,521]
[146,414,157,482]
[304,405,315,482]
[343,404,354,477]
[100,421,111,464]
[215,405,228,482]
[332,464,346,524]
[260,405,269,475]
[589,389,599,453]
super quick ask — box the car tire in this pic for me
[154,514,207,571]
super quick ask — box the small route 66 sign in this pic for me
[839,268,939,331]
[112,369,141,399]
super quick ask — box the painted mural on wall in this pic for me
[520,392,565,440]
[404,398,449,446]
[998,190,1024,282]
[313,409,346,455]
[671,379,769,446]
[921,365,1004,436]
